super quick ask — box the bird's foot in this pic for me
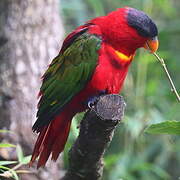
[88,96,99,108]
[87,90,107,109]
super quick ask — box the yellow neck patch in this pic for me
[115,50,133,62]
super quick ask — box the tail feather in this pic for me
[51,120,71,161]
[29,125,49,166]
[30,111,73,168]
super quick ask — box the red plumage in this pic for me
[30,109,72,168]
[30,7,158,167]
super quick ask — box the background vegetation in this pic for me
[60,0,180,179]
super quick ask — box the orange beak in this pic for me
[144,36,159,53]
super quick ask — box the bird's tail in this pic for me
[29,110,73,168]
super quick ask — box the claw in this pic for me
[87,96,99,109]
[88,101,93,109]
[87,90,107,109]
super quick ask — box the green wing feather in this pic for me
[33,32,102,131]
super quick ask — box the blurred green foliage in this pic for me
[0,132,31,180]
[60,0,180,179]
[145,121,180,135]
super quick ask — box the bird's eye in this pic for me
[151,36,158,41]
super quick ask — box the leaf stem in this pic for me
[152,52,180,102]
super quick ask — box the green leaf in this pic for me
[0,143,16,148]
[0,165,10,170]
[20,155,31,165]
[0,161,17,166]
[145,121,180,135]
[0,166,19,180]
[16,145,24,163]
[16,145,31,164]
[0,130,12,133]
[10,169,19,180]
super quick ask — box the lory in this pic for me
[30,7,159,168]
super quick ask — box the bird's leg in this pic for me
[87,90,107,108]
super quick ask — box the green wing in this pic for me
[33,31,102,131]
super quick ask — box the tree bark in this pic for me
[0,0,64,179]
[63,95,126,180]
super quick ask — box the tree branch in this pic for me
[62,94,126,180]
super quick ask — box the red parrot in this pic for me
[30,7,159,168]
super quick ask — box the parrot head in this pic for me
[127,7,158,53]
[92,7,159,56]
